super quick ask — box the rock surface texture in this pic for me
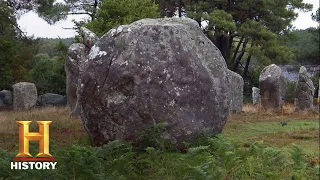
[38,93,67,106]
[259,64,286,109]
[294,66,315,110]
[12,82,37,110]
[227,70,243,112]
[252,87,260,105]
[75,18,231,147]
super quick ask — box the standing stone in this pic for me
[294,66,315,110]
[77,18,231,147]
[259,64,286,109]
[80,27,99,49]
[66,43,89,116]
[12,82,37,110]
[0,90,13,106]
[227,70,243,112]
[252,87,260,105]
[38,93,67,106]
[66,28,99,117]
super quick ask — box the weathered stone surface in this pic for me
[12,82,37,110]
[259,64,286,109]
[66,43,88,116]
[80,27,99,49]
[0,90,13,106]
[227,70,243,112]
[76,18,231,147]
[252,87,260,105]
[38,93,67,106]
[294,66,315,110]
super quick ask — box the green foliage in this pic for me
[38,37,73,57]
[285,28,319,64]
[207,10,236,32]
[0,2,39,90]
[27,54,66,95]
[86,0,160,36]
[0,135,317,179]
[312,8,320,22]
[27,39,68,95]
[285,80,297,103]
[186,0,312,79]
[35,0,99,24]
[138,122,175,151]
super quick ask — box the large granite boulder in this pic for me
[227,70,243,112]
[12,82,37,110]
[76,18,231,147]
[0,90,13,106]
[294,66,315,110]
[38,93,67,106]
[252,87,260,105]
[259,64,286,109]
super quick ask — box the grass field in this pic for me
[0,104,319,179]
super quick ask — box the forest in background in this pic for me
[0,0,319,95]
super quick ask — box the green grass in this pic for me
[0,105,319,179]
[224,120,319,139]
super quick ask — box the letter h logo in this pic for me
[16,121,52,157]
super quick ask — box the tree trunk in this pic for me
[232,37,244,63]
[233,38,248,72]
[243,54,252,78]
[178,0,182,17]
[91,0,98,21]
[212,33,230,60]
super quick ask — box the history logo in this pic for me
[11,121,57,170]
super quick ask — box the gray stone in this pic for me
[38,93,67,106]
[66,27,98,116]
[294,66,315,110]
[259,64,286,109]
[227,70,243,112]
[66,43,88,116]
[252,87,260,105]
[0,90,13,106]
[12,82,37,110]
[76,18,231,147]
[80,27,99,49]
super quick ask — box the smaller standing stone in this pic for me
[252,87,260,105]
[259,64,286,109]
[12,82,37,111]
[0,90,13,107]
[80,27,99,49]
[294,66,315,110]
[227,70,244,112]
[66,43,88,116]
[38,93,67,106]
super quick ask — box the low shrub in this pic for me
[0,134,317,179]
